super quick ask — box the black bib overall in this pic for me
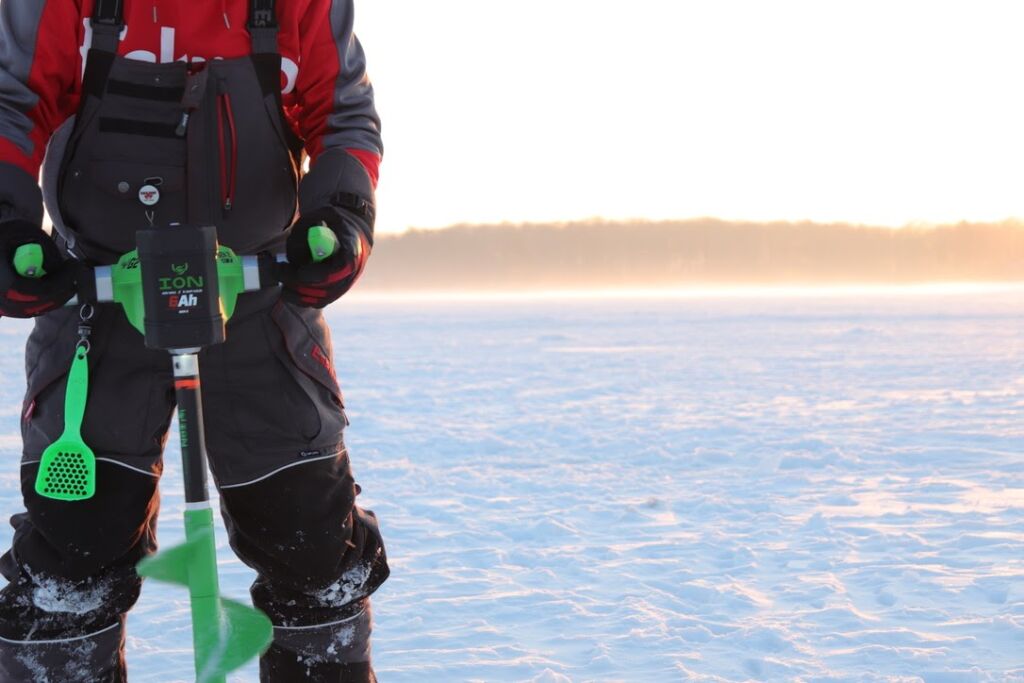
[48,0,301,264]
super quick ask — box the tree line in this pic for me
[358,219,1024,291]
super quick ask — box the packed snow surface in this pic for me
[0,288,1022,681]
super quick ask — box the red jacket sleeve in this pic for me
[293,0,381,189]
[0,0,83,180]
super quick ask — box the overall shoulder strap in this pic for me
[90,0,124,54]
[81,0,124,97]
[248,0,280,55]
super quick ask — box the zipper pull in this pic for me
[176,67,210,138]
[175,111,190,137]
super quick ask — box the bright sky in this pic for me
[355,1,1024,234]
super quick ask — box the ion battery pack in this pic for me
[136,224,226,350]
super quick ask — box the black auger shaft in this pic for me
[172,351,211,505]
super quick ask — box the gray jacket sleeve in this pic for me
[0,0,80,224]
[295,0,381,237]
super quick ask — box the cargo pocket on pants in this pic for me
[269,301,344,410]
[202,299,348,488]
[266,300,348,438]
[224,314,323,448]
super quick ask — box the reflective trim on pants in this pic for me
[0,619,124,682]
[271,601,372,665]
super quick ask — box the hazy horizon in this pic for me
[356,217,1024,293]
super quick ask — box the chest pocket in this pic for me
[191,59,300,255]
[58,60,191,261]
[56,55,300,264]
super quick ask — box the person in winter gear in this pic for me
[0,0,389,680]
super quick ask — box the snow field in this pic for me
[0,288,1021,681]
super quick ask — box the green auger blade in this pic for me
[136,534,195,585]
[138,509,272,682]
[35,345,95,501]
[208,598,277,678]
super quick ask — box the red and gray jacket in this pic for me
[0,0,380,260]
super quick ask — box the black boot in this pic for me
[260,642,376,682]
[258,598,376,682]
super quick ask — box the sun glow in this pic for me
[356,1,1024,233]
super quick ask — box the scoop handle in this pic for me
[63,346,89,438]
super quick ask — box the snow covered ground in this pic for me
[1,286,1022,682]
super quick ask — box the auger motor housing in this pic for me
[137,224,225,350]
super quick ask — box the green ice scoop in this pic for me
[34,345,95,501]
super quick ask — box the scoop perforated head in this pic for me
[35,445,96,501]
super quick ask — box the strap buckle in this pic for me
[251,9,276,28]
[249,0,278,29]
[92,0,124,27]
[332,192,376,223]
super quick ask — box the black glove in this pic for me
[281,206,371,308]
[0,220,76,318]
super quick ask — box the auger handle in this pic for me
[13,243,45,278]
[73,227,334,330]
[90,232,334,306]
[53,221,334,306]
[307,224,339,262]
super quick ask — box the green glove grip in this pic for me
[308,224,339,263]
[13,243,45,278]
